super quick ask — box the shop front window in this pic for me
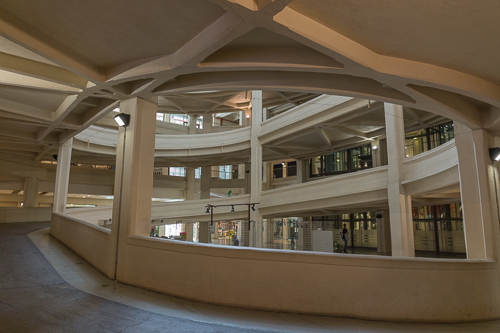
[405,122,454,158]
[310,144,372,177]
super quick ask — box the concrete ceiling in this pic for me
[0,0,497,166]
[289,0,500,86]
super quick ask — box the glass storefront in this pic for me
[405,122,454,158]
[412,203,465,254]
[312,212,377,249]
[310,144,372,177]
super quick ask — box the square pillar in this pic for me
[111,98,157,279]
[263,219,274,247]
[250,90,263,247]
[372,140,382,167]
[188,115,198,134]
[185,167,196,201]
[385,103,415,257]
[199,222,209,243]
[296,159,305,184]
[238,220,249,247]
[455,122,498,259]
[53,138,72,214]
[184,223,194,242]
[376,209,392,255]
[203,114,212,133]
[23,177,39,208]
[200,166,211,199]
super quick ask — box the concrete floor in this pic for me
[1,222,500,333]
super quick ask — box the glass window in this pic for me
[169,167,186,177]
[170,114,189,125]
[405,129,427,158]
[351,145,372,170]
[287,161,297,177]
[196,116,203,129]
[273,163,283,179]
[219,165,232,179]
[405,122,454,158]
[311,157,322,176]
[450,203,462,218]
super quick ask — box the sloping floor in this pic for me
[1,222,499,333]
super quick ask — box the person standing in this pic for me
[340,223,349,253]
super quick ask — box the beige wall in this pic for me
[0,207,52,222]
[51,213,500,323]
[50,213,113,278]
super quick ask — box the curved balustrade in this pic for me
[402,139,459,195]
[150,194,251,221]
[260,166,388,216]
[73,95,365,157]
[154,127,251,157]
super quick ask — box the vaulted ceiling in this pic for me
[0,0,498,166]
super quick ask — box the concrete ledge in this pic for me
[51,213,500,323]
[0,207,52,223]
[50,212,113,278]
[120,235,500,323]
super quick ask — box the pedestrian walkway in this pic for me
[1,222,499,332]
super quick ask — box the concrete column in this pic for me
[239,111,245,126]
[372,139,381,167]
[376,209,392,255]
[263,219,274,247]
[282,218,289,241]
[263,107,268,121]
[111,98,157,279]
[455,122,497,259]
[200,166,211,199]
[384,103,415,257]
[188,115,198,134]
[238,220,249,247]
[185,222,194,242]
[250,90,263,248]
[299,220,312,251]
[244,163,250,194]
[53,138,72,214]
[185,167,196,201]
[212,222,219,240]
[23,177,39,207]
[199,222,209,243]
[296,159,305,184]
[203,114,212,133]
[238,164,245,180]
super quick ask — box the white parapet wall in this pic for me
[51,212,114,278]
[0,207,52,223]
[50,212,500,322]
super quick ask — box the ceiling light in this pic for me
[372,145,378,150]
[245,114,250,119]
[114,113,130,127]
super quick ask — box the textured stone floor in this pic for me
[1,222,500,333]
[0,222,274,333]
